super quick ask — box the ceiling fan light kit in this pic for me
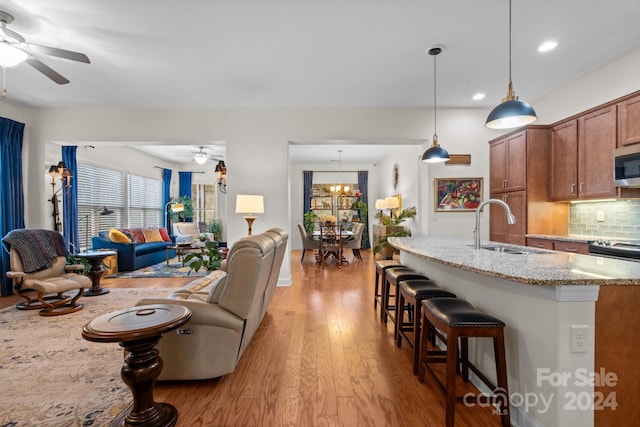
[0,10,91,95]
[485,0,537,129]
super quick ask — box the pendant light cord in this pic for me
[433,49,437,137]
[508,0,512,84]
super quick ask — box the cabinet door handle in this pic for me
[579,182,584,193]
[570,183,576,194]
[565,248,578,252]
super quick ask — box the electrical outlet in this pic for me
[597,210,605,222]
[570,325,588,353]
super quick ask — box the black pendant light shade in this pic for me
[421,46,449,163]
[485,83,537,129]
[485,0,537,130]
[422,136,449,163]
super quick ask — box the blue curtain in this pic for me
[178,171,192,198]
[162,168,172,228]
[0,117,26,296]
[62,146,79,252]
[303,171,313,214]
[358,170,370,249]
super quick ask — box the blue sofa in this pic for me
[92,230,176,271]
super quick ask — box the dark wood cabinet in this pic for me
[550,120,579,200]
[550,106,617,200]
[579,106,618,199]
[527,237,589,254]
[526,237,554,250]
[618,92,640,146]
[490,191,527,245]
[489,130,527,193]
[489,127,568,245]
[553,240,589,254]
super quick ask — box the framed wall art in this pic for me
[434,178,483,212]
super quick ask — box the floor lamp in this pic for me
[165,201,184,234]
[80,206,114,252]
[236,195,264,235]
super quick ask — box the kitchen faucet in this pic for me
[473,199,517,249]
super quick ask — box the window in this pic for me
[192,183,216,225]
[77,164,162,251]
[128,174,162,228]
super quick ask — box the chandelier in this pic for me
[330,150,349,195]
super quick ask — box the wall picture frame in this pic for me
[434,178,483,212]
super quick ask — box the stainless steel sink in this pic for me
[482,246,529,254]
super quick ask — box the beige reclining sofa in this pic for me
[137,228,288,380]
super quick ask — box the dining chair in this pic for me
[343,222,365,261]
[318,223,344,268]
[297,223,321,263]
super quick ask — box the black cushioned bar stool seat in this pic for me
[418,298,510,427]
[395,279,456,374]
[374,260,403,311]
[382,267,427,323]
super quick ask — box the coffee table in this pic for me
[165,244,200,266]
[82,304,192,427]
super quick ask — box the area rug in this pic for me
[108,257,208,279]
[0,288,170,427]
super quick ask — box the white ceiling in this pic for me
[3,0,640,164]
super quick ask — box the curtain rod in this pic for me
[153,166,205,174]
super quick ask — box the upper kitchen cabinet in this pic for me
[550,105,618,200]
[618,92,640,146]
[489,126,568,245]
[489,130,526,193]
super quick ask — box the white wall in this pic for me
[5,46,640,285]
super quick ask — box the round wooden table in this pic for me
[76,250,116,296]
[82,304,192,427]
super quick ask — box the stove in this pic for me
[588,240,640,261]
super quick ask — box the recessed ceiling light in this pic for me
[538,41,558,53]
[472,93,485,101]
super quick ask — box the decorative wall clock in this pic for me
[393,163,399,189]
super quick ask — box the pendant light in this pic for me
[485,0,537,129]
[422,46,450,163]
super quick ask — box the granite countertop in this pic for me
[388,236,640,287]
[525,234,596,243]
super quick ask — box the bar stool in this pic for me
[374,260,403,310]
[382,267,426,323]
[418,298,510,427]
[395,279,456,374]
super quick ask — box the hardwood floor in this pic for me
[1,250,502,426]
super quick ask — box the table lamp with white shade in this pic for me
[384,196,400,219]
[236,194,264,235]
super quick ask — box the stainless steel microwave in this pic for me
[614,145,640,187]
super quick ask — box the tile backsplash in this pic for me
[569,200,640,240]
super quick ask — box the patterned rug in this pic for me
[108,257,208,278]
[0,288,170,427]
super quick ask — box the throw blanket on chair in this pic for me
[2,228,69,273]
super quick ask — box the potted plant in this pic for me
[303,210,318,236]
[169,195,194,223]
[350,199,368,223]
[208,219,222,241]
[374,206,417,259]
[184,240,222,273]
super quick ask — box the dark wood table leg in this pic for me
[84,256,110,296]
[112,336,178,427]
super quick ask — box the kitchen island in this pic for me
[388,236,640,427]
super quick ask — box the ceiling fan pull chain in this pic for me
[2,66,6,98]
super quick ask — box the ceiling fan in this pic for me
[0,10,90,85]
[192,146,225,165]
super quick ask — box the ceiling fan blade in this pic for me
[26,57,70,84]
[29,43,90,63]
